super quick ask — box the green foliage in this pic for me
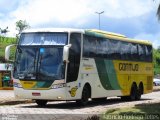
[103,103,160,120]
[0,26,9,34]
[153,47,160,75]
[0,20,30,63]
[16,20,30,35]
[0,36,16,63]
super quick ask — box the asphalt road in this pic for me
[0,91,160,120]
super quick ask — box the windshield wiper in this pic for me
[17,47,22,53]
[15,47,22,64]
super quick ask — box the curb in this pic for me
[0,87,13,90]
[0,100,33,105]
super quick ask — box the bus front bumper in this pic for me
[14,87,67,101]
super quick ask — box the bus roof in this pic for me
[85,29,152,45]
[22,28,152,46]
[22,28,84,33]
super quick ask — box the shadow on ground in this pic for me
[21,97,151,110]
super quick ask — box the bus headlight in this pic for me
[14,82,22,88]
[51,83,66,89]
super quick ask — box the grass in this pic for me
[0,36,16,62]
[102,102,160,120]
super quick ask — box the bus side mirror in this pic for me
[63,44,72,63]
[5,44,17,62]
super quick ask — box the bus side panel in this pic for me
[113,60,153,96]
[80,58,123,98]
[64,58,123,100]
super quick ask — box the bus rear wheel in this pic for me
[121,84,139,101]
[129,83,137,101]
[35,100,48,107]
[136,83,143,100]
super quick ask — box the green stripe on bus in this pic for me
[104,60,121,90]
[85,31,106,38]
[33,81,53,88]
[95,58,113,90]
[95,59,121,90]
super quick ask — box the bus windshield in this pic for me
[14,47,65,81]
[13,32,67,81]
[19,32,68,45]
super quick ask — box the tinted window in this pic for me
[83,34,152,62]
[138,44,146,61]
[131,43,138,61]
[83,35,97,57]
[96,38,109,58]
[145,45,152,62]
[39,47,64,80]
[67,33,81,82]
[120,42,131,60]
[109,40,121,59]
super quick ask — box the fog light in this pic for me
[57,96,62,99]
[14,82,22,88]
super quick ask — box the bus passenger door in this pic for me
[66,33,81,100]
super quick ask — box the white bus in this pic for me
[5,28,153,106]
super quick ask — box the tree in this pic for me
[0,26,9,36]
[0,26,9,42]
[153,0,160,20]
[157,46,160,52]
[157,4,160,20]
[155,48,160,65]
[15,20,30,43]
[16,20,30,35]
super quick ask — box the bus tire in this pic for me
[76,86,90,106]
[35,100,48,107]
[129,83,137,101]
[136,83,143,100]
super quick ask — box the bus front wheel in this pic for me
[76,86,90,106]
[35,100,48,107]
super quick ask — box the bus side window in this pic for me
[67,33,81,83]
[109,40,121,59]
[138,44,146,61]
[83,35,97,58]
[96,38,109,58]
[145,45,152,62]
[120,41,131,60]
[131,43,138,61]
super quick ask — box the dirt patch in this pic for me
[0,100,33,105]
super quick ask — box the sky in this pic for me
[0,0,160,48]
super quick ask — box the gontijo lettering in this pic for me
[119,63,139,71]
